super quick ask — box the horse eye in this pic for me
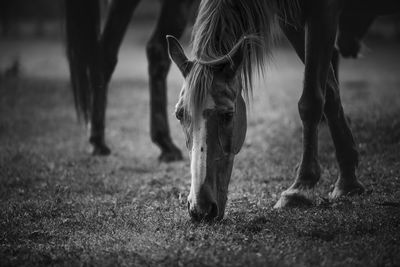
[176,107,184,121]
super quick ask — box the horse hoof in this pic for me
[329,181,365,199]
[91,143,111,156]
[274,188,314,209]
[159,149,183,162]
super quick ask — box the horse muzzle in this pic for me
[188,200,219,222]
[187,185,220,222]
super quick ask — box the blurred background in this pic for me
[0,0,400,79]
[1,0,399,38]
[0,0,399,78]
[0,0,199,79]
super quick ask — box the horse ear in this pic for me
[166,35,192,77]
[232,95,247,154]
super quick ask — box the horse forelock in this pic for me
[182,60,241,130]
[185,0,300,129]
[182,62,213,129]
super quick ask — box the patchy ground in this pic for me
[1,29,400,266]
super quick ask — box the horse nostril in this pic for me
[189,207,202,222]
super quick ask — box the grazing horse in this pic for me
[63,0,371,162]
[64,0,196,161]
[167,0,400,221]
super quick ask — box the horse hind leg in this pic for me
[88,54,110,156]
[85,0,110,156]
[101,0,140,85]
[146,0,193,162]
[65,0,110,155]
[90,0,139,155]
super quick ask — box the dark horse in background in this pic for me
[64,0,378,162]
[167,0,399,221]
[64,0,196,161]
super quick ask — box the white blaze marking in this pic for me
[189,116,207,201]
[188,95,215,206]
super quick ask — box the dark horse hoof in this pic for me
[330,179,365,199]
[90,140,111,156]
[159,148,183,162]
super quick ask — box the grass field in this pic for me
[1,30,400,266]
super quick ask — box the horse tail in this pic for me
[64,0,101,123]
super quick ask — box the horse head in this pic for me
[167,35,247,221]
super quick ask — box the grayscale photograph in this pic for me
[0,0,399,266]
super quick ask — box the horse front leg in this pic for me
[325,70,365,198]
[321,47,339,123]
[146,0,193,162]
[275,6,340,208]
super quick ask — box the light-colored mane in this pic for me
[184,0,300,127]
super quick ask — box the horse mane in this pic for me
[184,0,300,127]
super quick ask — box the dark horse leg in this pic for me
[90,0,140,154]
[87,2,109,156]
[331,48,340,83]
[275,2,363,208]
[325,71,365,198]
[65,0,139,155]
[101,0,140,84]
[146,0,193,162]
[320,47,339,123]
[65,0,104,153]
